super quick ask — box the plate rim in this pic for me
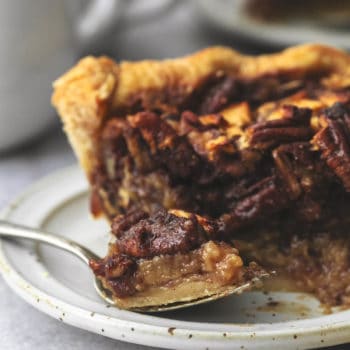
[1,165,350,349]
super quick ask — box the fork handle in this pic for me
[0,220,99,264]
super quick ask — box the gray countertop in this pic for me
[0,1,348,349]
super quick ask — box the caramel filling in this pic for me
[136,241,243,292]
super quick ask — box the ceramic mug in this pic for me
[0,0,172,151]
[0,0,127,151]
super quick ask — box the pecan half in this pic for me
[247,105,312,148]
[128,112,201,180]
[313,102,350,191]
[197,76,239,115]
[112,209,209,258]
[272,142,325,199]
[220,175,290,232]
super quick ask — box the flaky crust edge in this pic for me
[51,44,350,180]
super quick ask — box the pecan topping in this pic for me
[112,209,209,258]
[247,105,312,148]
[313,102,350,191]
[128,112,201,179]
[89,254,137,298]
[272,142,325,199]
[220,175,290,231]
[198,76,239,114]
[89,254,136,279]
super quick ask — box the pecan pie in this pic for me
[53,44,350,309]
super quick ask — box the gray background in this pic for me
[0,2,347,349]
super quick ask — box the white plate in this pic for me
[196,0,350,50]
[1,166,350,349]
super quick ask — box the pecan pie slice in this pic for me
[53,44,350,308]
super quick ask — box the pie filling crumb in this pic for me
[89,70,350,308]
[236,230,350,307]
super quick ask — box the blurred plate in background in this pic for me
[195,0,350,50]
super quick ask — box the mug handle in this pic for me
[75,0,177,51]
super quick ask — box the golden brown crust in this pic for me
[52,44,350,180]
[52,56,119,176]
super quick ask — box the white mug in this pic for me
[0,0,126,151]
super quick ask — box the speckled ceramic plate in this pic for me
[1,166,350,349]
[196,0,350,50]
